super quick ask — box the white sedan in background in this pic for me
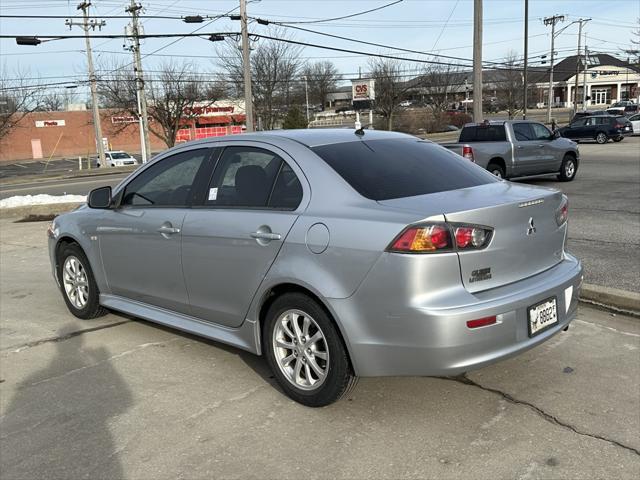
[628,114,640,135]
[96,151,139,168]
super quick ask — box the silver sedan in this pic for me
[48,129,583,407]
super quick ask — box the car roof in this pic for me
[176,128,416,148]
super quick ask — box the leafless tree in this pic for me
[421,63,462,114]
[98,60,221,147]
[217,28,303,130]
[301,61,340,109]
[622,18,640,66]
[495,51,523,119]
[368,57,418,130]
[0,68,42,140]
[36,90,78,112]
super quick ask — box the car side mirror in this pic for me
[88,186,112,209]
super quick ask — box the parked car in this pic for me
[570,110,602,123]
[96,151,139,168]
[558,115,633,143]
[48,129,582,407]
[442,120,580,181]
[628,113,640,135]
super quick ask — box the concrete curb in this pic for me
[580,283,640,315]
[0,202,83,220]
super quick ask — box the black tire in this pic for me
[595,132,608,144]
[487,162,505,179]
[557,154,578,182]
[613,136,623,143]
[57,243,107,319]
[263,292,357,407]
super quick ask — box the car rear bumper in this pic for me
[328,253,583,377]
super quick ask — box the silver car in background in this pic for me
[48,129,583,407]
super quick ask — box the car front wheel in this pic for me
[57,243,107,319]
[557,154,578,182]
[613,136,623,142]
[263,293,357,407]
[595,132,608,144]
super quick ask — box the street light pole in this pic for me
[472,0,483,122]
[126,0,151,163]
[303,75,310,124]
[67,2,106,166]
[582,42,589,110]
[523,0,528,119]
[240,0,254,132]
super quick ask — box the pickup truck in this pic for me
[442,120,580,181]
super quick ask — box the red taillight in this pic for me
[454,225,492,249]
[466,316,497,329]
[388,223,492,253]
[388,224,452,253]
[462,145,474,162]
[556,196,569,226]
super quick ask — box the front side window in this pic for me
[121,148,210,207]
[513,123,534,141]
[531,123,551,140]
[571,118,587,127]
[206,146,302,209]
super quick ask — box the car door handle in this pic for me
[157,226,180,235]
[516,145,524,149]
[250,231,281,241]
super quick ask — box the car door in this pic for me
[530,122,558,173]
[97,147,214,314]
[181,144,307,328]
[511,122,539,175]
[630,114,640,134]
[562,118,587,140]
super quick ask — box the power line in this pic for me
[273,0,404,25]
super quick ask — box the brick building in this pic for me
[0,99,246,163]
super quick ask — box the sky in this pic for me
[1,0,638,100]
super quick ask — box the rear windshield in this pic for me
[459,125,506,142]
[311,139,498,201]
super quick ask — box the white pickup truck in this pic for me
[442,120,580,181]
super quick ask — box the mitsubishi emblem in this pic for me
[527,217,536,236]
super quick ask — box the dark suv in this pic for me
[559,115,633,144]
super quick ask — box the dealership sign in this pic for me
[351,79,375,101]
[35,120,65,127]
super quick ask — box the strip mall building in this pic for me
[0,100,246,163]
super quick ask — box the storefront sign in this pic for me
[35,120,65,127]
[352,79,376,101]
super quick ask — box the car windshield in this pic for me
[110,152,131,159]
[311,139,498,201]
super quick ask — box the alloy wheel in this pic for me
[272,309,329,391]
[596,133,607,144]
[62,255,89,309]
[564,159,575,179]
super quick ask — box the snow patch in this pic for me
[0,194,87,209]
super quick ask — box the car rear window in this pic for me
[311,139,498,201]
[459,125,507,142]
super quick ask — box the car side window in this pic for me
[571,118,587,127]
[513,123,534,141]
[630,114,640,121]
[531,123,552,140]
[121,148,210,207]
[206,146,301,209]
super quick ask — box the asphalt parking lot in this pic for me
[1,219,639,479]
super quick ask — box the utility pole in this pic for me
[572,18,591,115]
[126,0,151,163]
[240,0,254,132]
[303,75,310,123]
[544,14,565,123]
[582,42,589,110]
[472,0,483,122]
[522,0,528,119]
[66,2,106,166]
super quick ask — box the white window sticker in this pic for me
[208,187,218,201]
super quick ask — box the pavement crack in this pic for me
[3,320,130,354]
[443,374,640,457]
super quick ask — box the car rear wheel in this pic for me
[487,162,505,179]
[595,132,608,144]
[57,243,107,319]
[263,293,357,407]
[557,154,577,182]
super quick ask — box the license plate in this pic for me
[528,297,558,337]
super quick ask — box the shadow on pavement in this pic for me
[0,325,133,480]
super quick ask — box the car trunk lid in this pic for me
[378,182,566,292]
